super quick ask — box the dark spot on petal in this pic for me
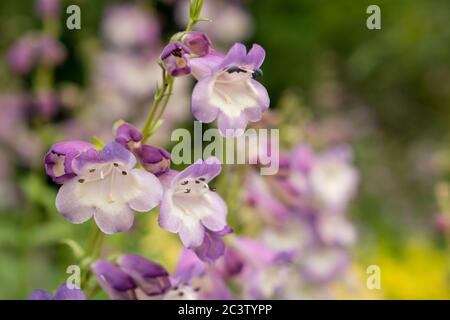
[209,186,216,192]
[181,180,188,185]
[78,179,85,183]
[113,163,119,167]
[178,291,184,297]
[195,180,200,184]
[198,177,206,181]
[173,286,178,291]
[184,189,191,194]
[89,169,96,173]
[122,171,127,175]
[194,287,201,292]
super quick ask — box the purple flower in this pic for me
[34,90,59,119]
[28,284,86,300]
[300,246,349,284]
[135,145,171,177]
[7,35,37,75]
[44,140,96,184]
[35,0,61,19]
[117,254,171,296]
[170,249,233,300]
[193,226,233,263]
[182,32,211,57]
[102,4,160,50]
[37,36,66,67]
[91,260,137,300]
[55,142,163,234]
[160,42,191,77]
[114,121,171,176]
[158,157,228,248]
[114,121,143,149]
[306,146,358,213]
[191,43,269,137]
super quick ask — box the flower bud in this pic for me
[182,32,211,57]
[44,141,96,184]
[118,254,171,296]
[160,42,191,77]
[114,121,143,149]
[35,0,61,19]
[135,145,171,177]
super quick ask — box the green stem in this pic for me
[140,0,205,141]
[80,226,105,290]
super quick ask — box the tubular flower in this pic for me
[191,43,269,137]
[55,142,163,234]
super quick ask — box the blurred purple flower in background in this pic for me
[35,0,61,19]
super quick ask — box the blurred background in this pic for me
[1,0,450,299]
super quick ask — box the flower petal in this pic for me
[55,179,95,224]
[179,221,205,248]
[217,113,248,138]
[127,169,163,212]
[218,43,247,70]
[244,44,265,69]
[191,76,220,123]
[101,142,136,169]
[53,284,86,300]
[175,157,221,182]
[28,290,52,300]
[94,206,135,234]
[200,192,227,231]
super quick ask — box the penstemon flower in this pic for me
[54,142,163,234]
[160,41,192,77]
[158,157,229,257]
[191,43,269,137]
[44,140,97,184]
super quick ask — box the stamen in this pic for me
[209,186,217,192]
[214,87,233,104]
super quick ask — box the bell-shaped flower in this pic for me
[44,140,96,184]
[55,142,163,234]
[191,43,269,137]
[158,157,228,249]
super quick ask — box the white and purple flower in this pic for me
[191,43,269,137]
[158,157,229,258]
[44,140,96,184]
[54,142,163,234]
